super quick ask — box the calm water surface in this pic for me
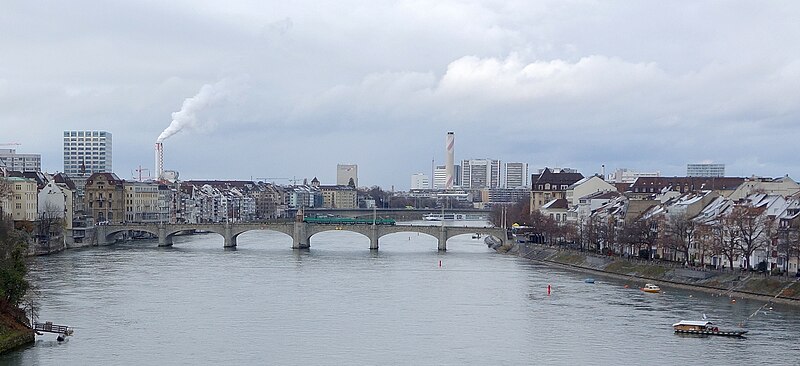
[3,222,800,365]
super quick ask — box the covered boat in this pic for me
[641,283,661,293]
[672,320,747,337]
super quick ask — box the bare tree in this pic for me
[620,218,659,258]
[664,213,696,264]
[694,224,715,267]
[0,177,11,217]
[730,205,770,270]
[714,217,741,270]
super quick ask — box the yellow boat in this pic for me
[641,283,661,293]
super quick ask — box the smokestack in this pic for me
[446,131,454,189]
[155,142,163,181]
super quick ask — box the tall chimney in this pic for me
[445,131,455,189]
[155,142,163,181]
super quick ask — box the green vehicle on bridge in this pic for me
[303,217,396,225]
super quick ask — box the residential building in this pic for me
[0,149,41,172]
[336,164,358,187]
[540,198,569,223]
[9,177,37,221]
[84,172,125,224]
[687,163,725,177]
[63,130,113,177]
[319,185,358,209]
[504,162,529,189]
[728,175,800,200]
[461,159,501,189]
[530,168,584,211]
[410,173,430,190]
[123,181,162,223]
[38,179,73,229]
[565,175,617,207]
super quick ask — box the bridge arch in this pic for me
[104,227,159,243]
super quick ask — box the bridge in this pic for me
[94,221,508,251]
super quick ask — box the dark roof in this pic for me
[532,168,584,187]
[53,173,77,191]
[542,198,569,209]
[86,172,124,186]
[628,176,744,193]
[8,171,48,189]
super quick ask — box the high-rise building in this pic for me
[687,163,725,177]
[336,164,358,187]
[410,173,430,190]
[504,162,529,188]
[63,130,113,176]
[0,149,41,172]
[461,159,501,189]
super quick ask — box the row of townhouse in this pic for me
[576,176,800,274]
[530,166,800,274]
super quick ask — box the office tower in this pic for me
[410,173,430,190]
[504,162,529,188]
[687,163,725,177]
[461,159,501,189]
[63,130,112,176]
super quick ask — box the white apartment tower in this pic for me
[63,130,113,176]
[461,159,501,189]
[336,164,358,187]
[504,162,529,188]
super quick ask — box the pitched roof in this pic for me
[533,168,584,187]
[541,198,569,210]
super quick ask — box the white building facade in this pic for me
[63,130,113,176]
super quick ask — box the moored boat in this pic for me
[672,320,747,337]
[641,283,661,293]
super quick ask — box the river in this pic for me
[2,222,800,365]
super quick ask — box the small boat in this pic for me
[641,283,661,293]
[672,320,747,337]
[584,278,595,284]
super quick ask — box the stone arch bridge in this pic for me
[95,222,508,251]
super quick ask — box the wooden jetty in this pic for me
[33,321,74,336]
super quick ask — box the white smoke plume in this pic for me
[157,80,231,143]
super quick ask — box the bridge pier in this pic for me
[158,226,173,247]
[292,222,309,249]
[369,226,379,250]
[224,224,236,248]
[438,227,447,252]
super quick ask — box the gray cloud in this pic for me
[2,1,799,187]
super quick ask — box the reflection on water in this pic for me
[2,224,799,365]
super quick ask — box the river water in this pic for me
[3,222,800,365]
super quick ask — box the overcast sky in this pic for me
[2,1,799,189]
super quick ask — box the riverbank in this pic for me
[517,243,800,306]
[0,305,33,354]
